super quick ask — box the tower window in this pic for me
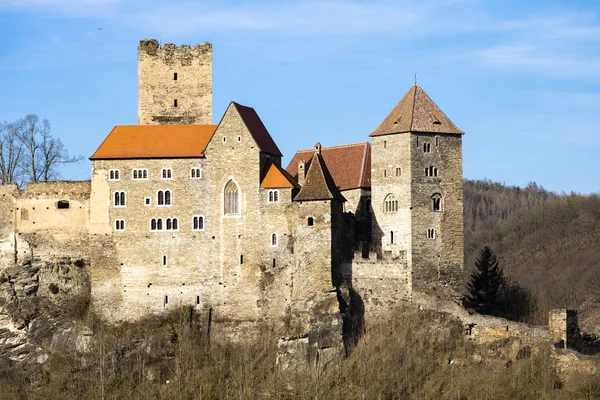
[383,194,398,213]
[384,169,387,178]
[436,137,439,147]
[390,231,394,244]
[240,255,244,264]
[395,167,401,177]
[427,229,436,239]
[307,217,314,226]
[272,258,276,268]
[237,136,241,142]
[432,193,442,212]
[271,233,278,247]
[383,140,387,149]
[163,255,167,266]
[425,166,438,177]
[174,99,178,107]
[173,72,178,80]
[423,143,431,153]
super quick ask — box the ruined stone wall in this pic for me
[0,184,18,270]
[549,309,580,349]
[91,105,295,323]
[410,133,463,289]
[351,252,411,315]
[370,134,412,261]
[138,39,212,125]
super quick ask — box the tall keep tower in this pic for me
[138,39,212,125]
[369,85,464,289]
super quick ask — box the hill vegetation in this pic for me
[464,180,600,328]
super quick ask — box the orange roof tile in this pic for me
[260,160,300,189]
[90,124,217,160]
[286,142,371,191]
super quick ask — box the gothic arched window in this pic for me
[432,193,442,212]
[224,180,239,215]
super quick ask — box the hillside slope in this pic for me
[464,180,600,329]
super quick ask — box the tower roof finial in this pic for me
[414,73,418,86]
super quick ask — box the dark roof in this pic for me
[370,85,464,137]
[232,102,283,157]
[90,124,217,160]
[294,151,345,202]
[286,142,371,191]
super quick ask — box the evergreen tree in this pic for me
[465,246,506,315]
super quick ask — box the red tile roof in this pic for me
[286,142,371,191]
[370,85,464,137]
[232,102,283,157]
[260,160,300,189]
[90,125,217,160]
[294,150,345,202]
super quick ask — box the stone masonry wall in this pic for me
[91,104,296,323]
[410,133,463,289]
[138,39,212,125]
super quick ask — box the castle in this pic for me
[0,39,464,325]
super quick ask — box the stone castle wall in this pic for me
[138,39,212,125]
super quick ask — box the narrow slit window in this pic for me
[163,255,167,265]
[164,295,168,305]
[272,258,276,268]
[240,255,244,264]
[174,99,178,107]
[390,231,394,244]
[173,72,178,80]
[271,233,278,247]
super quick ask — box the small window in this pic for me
[132,168,148,180]
[222,136,227,143]
[157,190,172,206]
[240,255,244,265]
[174,99,178,107]
[144,197,151,206]
[191,167,202,179]
[157,218,163,230]
[237,136,241,142]
[164,295,168,305]
[271,233,278,247]
[57,200,69,209]
[172,218,178,230]
[390,231,394,245]
[109,169,120,181]
[151,218,157,231]
[307,217,314,226]
[114,219,125,231]
[384,169,387,178]
[272,258,276,268]
[193,215,205,231]
[427,228,436,239]
[161,168,172,179]
[196,296,200,305]
[425,166,438,177]
[436,137,439,147]
[395,167,401,177]
[423,143,431,153]
[173,72,178,80]
[432,193,442,212]
[383,140,387,149]
[166,218,172,230]
[268,190,279,203]
[114,191,126,207]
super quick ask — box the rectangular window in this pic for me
[173,72,178,80]
[163,255,167,265]
[144,197,151,206]
[240,255,244,264]
[174,99,178,107]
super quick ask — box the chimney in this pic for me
[298,160,306,185]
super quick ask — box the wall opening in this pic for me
[57,200,70,209]
[272,258,276,268]
[196,296,200,305]
[163,255,167,265]
[240,255,244,264]
[164,295,168,305]
[307,217,314,226]
[173,72,178,80]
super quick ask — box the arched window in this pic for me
[191,167,202,179]
[432,193,442,212]
[157,191,164,205]
[166,218,172,230]
[109,169,120,180]
[114,191,126,207]
[383,194,397,213]
[172,218,178,230]
[165,190,171,205]
[224,180,239,215]
[115,219,125,231]
[271,233,278,247]
[157,218,163,230]
[162,168,172,179]
[151,218,157,231]
[268,190,279,203]
[133,170,138,179]
[427,228,436,239]
[193,216,205,231]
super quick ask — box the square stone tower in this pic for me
[138,39,212,125]
[369,84,464,289]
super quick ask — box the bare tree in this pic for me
[17,114,82,184]
[0,120,24,185]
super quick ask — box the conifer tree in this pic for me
[465,246,506,315]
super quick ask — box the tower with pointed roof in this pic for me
[369,84,464,289]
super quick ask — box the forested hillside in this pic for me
[464,180,600,329]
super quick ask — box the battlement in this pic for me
[138,39,212,63]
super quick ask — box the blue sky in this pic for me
[1,0,599,194]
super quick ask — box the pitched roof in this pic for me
[370,85,464,137]
[294,150,345,202]
[90,125,216,160]
[260,160,300,189]
[286,142,371,191]
[232,102,283,157]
